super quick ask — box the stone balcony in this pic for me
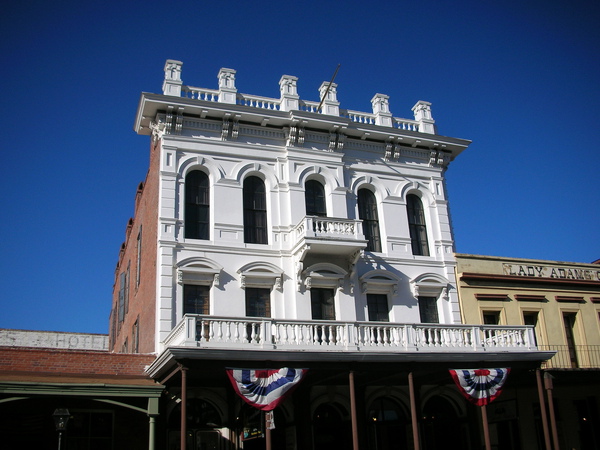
[291,216,367,260]
[163,314,540,355]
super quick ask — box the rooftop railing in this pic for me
[163,315,539,354]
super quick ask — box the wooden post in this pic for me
[265,411,272,450]
[481,404,492,450]
[408,372,420,450]
[349,371,359,450]
[536,369,552,449]
[180,365,188,450]
[544,373,560,450]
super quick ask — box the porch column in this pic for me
[408,372,420,450]
[148,397,159,450]
[544,373,560,450]
[536,369,552,449]
[349,370,359,450]
[180,365,188,450]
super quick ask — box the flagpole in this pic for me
[481,404,492,450]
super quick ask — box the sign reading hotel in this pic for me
[502,263,600,281]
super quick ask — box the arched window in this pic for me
[305,180,326,217]
[407,194,429,256]
[358,189,382,252]
[243,176,267,244]
[368,397,408,450]
[185,171,209,240]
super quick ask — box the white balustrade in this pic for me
[162,315,538,354]
[393,118,420,132]
[237,94,280,110]
[181,86,219,102]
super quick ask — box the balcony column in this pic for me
[371,94,393,127]
[412,101,436,134]
[279,75,299,111]
[349,370,359,450]
[544,373,560,450]
[218,68,237,104]
[163,60,183,96]
[408,372,421,450]
[535,369,552,450]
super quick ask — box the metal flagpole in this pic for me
[317,64,341,112]
[481,404,492,450]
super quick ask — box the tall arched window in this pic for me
[358,189,382,252]
[243,176,267,244]
[305,180,326,217]
[185,171,209,240]
[406,194,429,256]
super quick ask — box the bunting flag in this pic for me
[449,368,511,406]
[226,368,307,411]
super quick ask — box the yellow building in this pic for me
[455,253,600,449]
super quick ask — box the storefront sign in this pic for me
[502,263,600,281]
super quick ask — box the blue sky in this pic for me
[2,0,599,334]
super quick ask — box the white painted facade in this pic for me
[136,60,474,353]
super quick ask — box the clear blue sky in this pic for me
[2,0,598,334]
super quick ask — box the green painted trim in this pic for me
[0,381,163,398]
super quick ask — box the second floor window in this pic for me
[407,194,429,256]
[305,180,326,217]
[418,296,439,323]
[358,189,382,252]
[311,288,336,320]
[185,171,210,240]
[184,285,210,315]
[243,176,268,244]
[367,294,389,322]
[245,287,271,318]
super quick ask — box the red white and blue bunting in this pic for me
[226,368,308,411]
[449,368,511,406]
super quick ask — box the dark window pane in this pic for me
[367,294,389,322]
[243,177,268,244]
[407,195,429,256]
[305,180,327,217]
[358,189,382,252]
[418,296,439,323]
[311,288,336,320]
[245,287,271,318]
[185,171,210,240]
[184,285,210,315]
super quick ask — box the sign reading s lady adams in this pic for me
[502,263,600,282]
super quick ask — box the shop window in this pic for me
[358,188,381,252]
[368,397,408,450]
[69,411,113,450]
[243,176,268,244]
[407,194,429,256]
[185,170,210,240]
[305,180,327,217]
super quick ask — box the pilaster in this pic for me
[318,82,340,116]
[371,94,393,127]
[279,75,299,111]
[412,101,436,134]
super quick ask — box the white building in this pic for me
[110,60,550,450]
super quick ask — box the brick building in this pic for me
[105,60,553,450]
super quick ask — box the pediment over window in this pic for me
[301,263,347,290]
[410,273,449,299]
[360,270,400,295]
[237,262,283,290]
[176,257,222,287]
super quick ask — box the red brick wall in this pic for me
[110,139,160,354]
[0,347,155,377]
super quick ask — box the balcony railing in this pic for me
[291,216,366,257]
[163,315,539,354]
[539,345,600,369]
